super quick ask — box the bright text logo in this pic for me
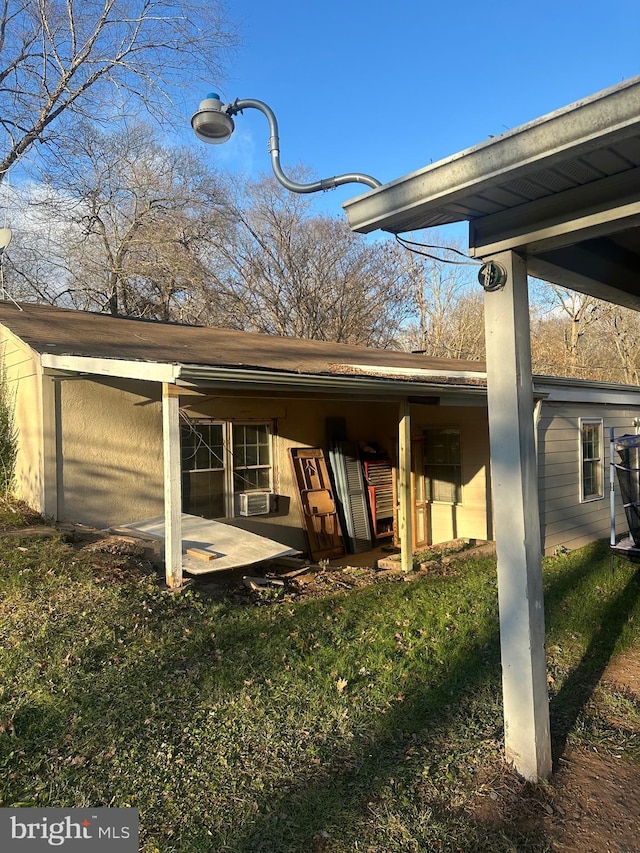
[0,809,138,851]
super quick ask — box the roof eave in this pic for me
[176,364,487,399]
[41,353,180,383]
[39,353,488,399]
[342,75,640,234]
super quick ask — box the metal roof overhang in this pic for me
[41,353,487,404]
[343,76,640,310]
[176,365,487,404]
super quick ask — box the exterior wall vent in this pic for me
[238,491,272,516]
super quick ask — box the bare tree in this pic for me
[397,234,481,358]
[590,303,640,384]
[6,121,226,317]
[530,283,601,377]
[0,0,236,181]
[530,313,567,377]
[529,281,640,383]
[441,290,486,361]
[198,176,410,347]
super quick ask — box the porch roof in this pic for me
[342,76,640,310]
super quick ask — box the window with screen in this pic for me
[424,427,462,504]
[232,423,272,493]
[180,420,272,518]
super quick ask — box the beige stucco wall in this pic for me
[409,404,492,544]
[0,336,166,527]
[56,376,164,528]
[182,394,492,551]
[0,337,493,550]
[0,328,44,512]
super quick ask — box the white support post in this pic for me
[398,399,413,573]
[162,383,183,589]
[483,250,552,781]
[40,373,59,520]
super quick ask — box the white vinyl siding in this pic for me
[537,404,636,555]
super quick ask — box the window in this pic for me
[580,419,603,502]
[181,422,225,519]
[181,420,273,518]
[424,427,462,504]
[232,424,272,493]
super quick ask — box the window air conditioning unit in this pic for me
[238,491,272,517]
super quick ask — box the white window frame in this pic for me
[231,422,274,509]
[579,418,604,503]
[181,419,274,518]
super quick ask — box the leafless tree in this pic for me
[442,290,486,361]
[396,234,482,359]
[0,0,237,181]
[198,175,410,347]
[596,304,640,384]
[530,313,566,377]
[529,281,640,383]
[551,285,601,373]
[6,121,226,317]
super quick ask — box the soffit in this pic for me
[343,76,640,309]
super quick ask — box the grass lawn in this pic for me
[0,515,639,851]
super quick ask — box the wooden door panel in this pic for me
[291,448,345,560]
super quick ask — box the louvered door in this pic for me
[329,441,373,553]
[363,457,395,541]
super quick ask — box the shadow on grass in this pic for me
[548,562,640,767]
[223,640,512,853]
[220,547,640,852]
[3,542,638,852]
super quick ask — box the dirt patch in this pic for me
[79,535,157,585]
[543,746,640,852]
[229,541,491,604]
[2,519,160,585]
[472,643,640,852]
[540,645,640,852]
[601,649,640,697]
[0,499,48,531]
[284,563,408,599]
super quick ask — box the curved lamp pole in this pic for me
[190,93,381,194]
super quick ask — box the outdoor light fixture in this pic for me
[191,93,381,195]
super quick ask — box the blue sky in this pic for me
[186,0,640,225]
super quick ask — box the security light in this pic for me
[191,93,235,144]
[191,93,381,195]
